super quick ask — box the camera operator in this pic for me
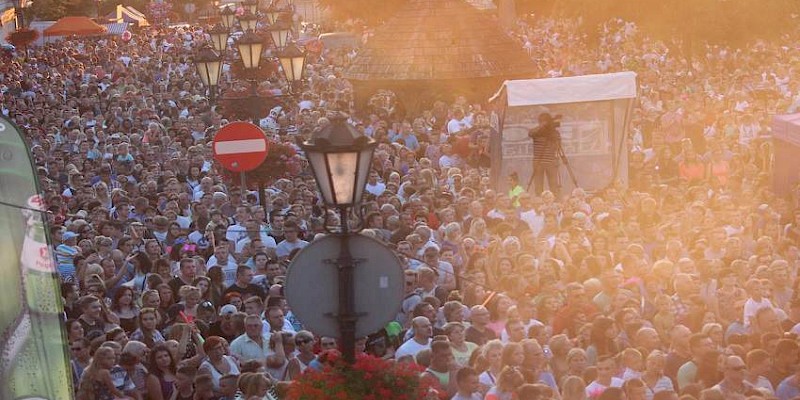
[528,112,562,196]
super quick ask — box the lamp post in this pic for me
[219,5,236,30]
[209,24,230,53]
[301,113,377,364]
[194,45,223,103]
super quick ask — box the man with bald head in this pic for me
[395,316,432,361]
[712,355,753,398]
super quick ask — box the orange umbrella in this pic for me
[43,16,107,36]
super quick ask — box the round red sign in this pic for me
[212,122,269,172]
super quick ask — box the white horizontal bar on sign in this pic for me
[215,139,267,155]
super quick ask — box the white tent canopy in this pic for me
[489,72,638,193]
[491,71,638,106]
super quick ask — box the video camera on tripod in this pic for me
[527,112,579,190]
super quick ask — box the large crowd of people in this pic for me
[1,4,799,400]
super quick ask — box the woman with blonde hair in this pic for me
[484,366,525,400]
[701,323,724,350]
[566,348,589,379]
[478,340,505,392]
[467,218,491,248]
[238,372,277,400]
[561,375,588,400]
[177,285,202,318]
[444,322,478,367]
[641,350,674,400]
[77,346,128,400]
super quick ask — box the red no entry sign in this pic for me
[213,122,269,172]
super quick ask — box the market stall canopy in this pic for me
[43,16,107,37]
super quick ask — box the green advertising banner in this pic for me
[0,116,73,399]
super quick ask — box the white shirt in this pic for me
[447,117,472,135]
[226,224,248,243]
[365,181,386,196]
[585,377,624,397]
[229,333,274,363]
[520,209,544,236]
[743,297,773,326]
[394,338,430,361]
[276,239,309,258]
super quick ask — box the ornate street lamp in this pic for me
[301,113,377,364]
[219,6,236,30]
[241,0,259,15]
[209,24,230,53]
[301,114,377,209]
[236,30,264,69]
[237,11,259,32]
[266,18,292,51]
[194,45,222,103]
[277,42,306,92]
[263,4,281,25]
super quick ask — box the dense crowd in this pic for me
[1,5,799,400]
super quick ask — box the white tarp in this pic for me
[489,72,637,193]
[492,71,638,107]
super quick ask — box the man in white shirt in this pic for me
[395,316,432,361]
[585,356,624,397]
[365,171,386,197]
[275,222,308,261]
[446,108,472,135]
[230,315,273,363]
[226,206,251,245]
[206,242,238,287]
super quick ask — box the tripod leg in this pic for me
[558,146,580,188]
[527,162,535,191]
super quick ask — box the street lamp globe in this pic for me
[266,18,292,51]
[209,24,230,53]
[236,30,264,69]
[237,11,259,32]
[277,42,306,84]
[219,6,236,30]
[194,45,222,101]
[301,114,377,208]
[263,5,280,25]
[242,0,259,15]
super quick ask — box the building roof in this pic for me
[343,0,536,82]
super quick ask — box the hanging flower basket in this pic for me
[6,28,39,49]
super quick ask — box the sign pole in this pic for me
[240,171,247,197]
